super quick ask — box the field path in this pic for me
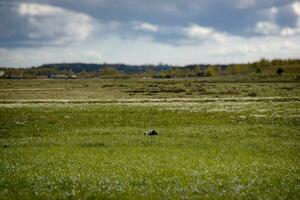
[0,97,300,104]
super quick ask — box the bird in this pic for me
[144,129,158,136]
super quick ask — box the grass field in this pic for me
[0,78,300,199]
[1,76,299,100]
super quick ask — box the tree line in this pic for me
[0,58,299,79]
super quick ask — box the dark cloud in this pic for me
[275,4,298,27]
[1,0,299,47]
[0,0,299,66]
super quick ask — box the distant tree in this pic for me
[145,68,154,77]
[193,65,203,77]
[68,68,75,76]
[168,68,191,78]
[226,65,235,75]
[169,69,178,78]
[78,69,88,77]
[230,65,241,75]
[100,66,121,78]
[258,58,270,67]
[276,67,284,75]
[271,59,283,66]
[206,67,215,77]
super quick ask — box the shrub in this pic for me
[256,67,262,73]
[206,68,215,77]
[276,67,284,75]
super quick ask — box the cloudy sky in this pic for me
[0,0,300,67]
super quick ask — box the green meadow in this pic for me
[0,78,300,199]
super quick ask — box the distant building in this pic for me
[48,74,78,79]
[48,74,68,79]
[70,75,78,79]
[0,71,5,77]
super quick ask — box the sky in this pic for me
[0,0,300,67]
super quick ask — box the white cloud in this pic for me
[274,1,300,37]
[3,24,299,67]
[0,45,104,67]
[16,3,95,44]
[183,24,229,42]
[254,21,280,35]
[18,3,63,16]
[133,22,158,32]
[254,18,300,37]
[281,27,298,36]
[270,7,278,15]
[292,1,300,16]
[185,25,212,36]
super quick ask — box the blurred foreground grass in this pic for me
[0,101,299,199]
